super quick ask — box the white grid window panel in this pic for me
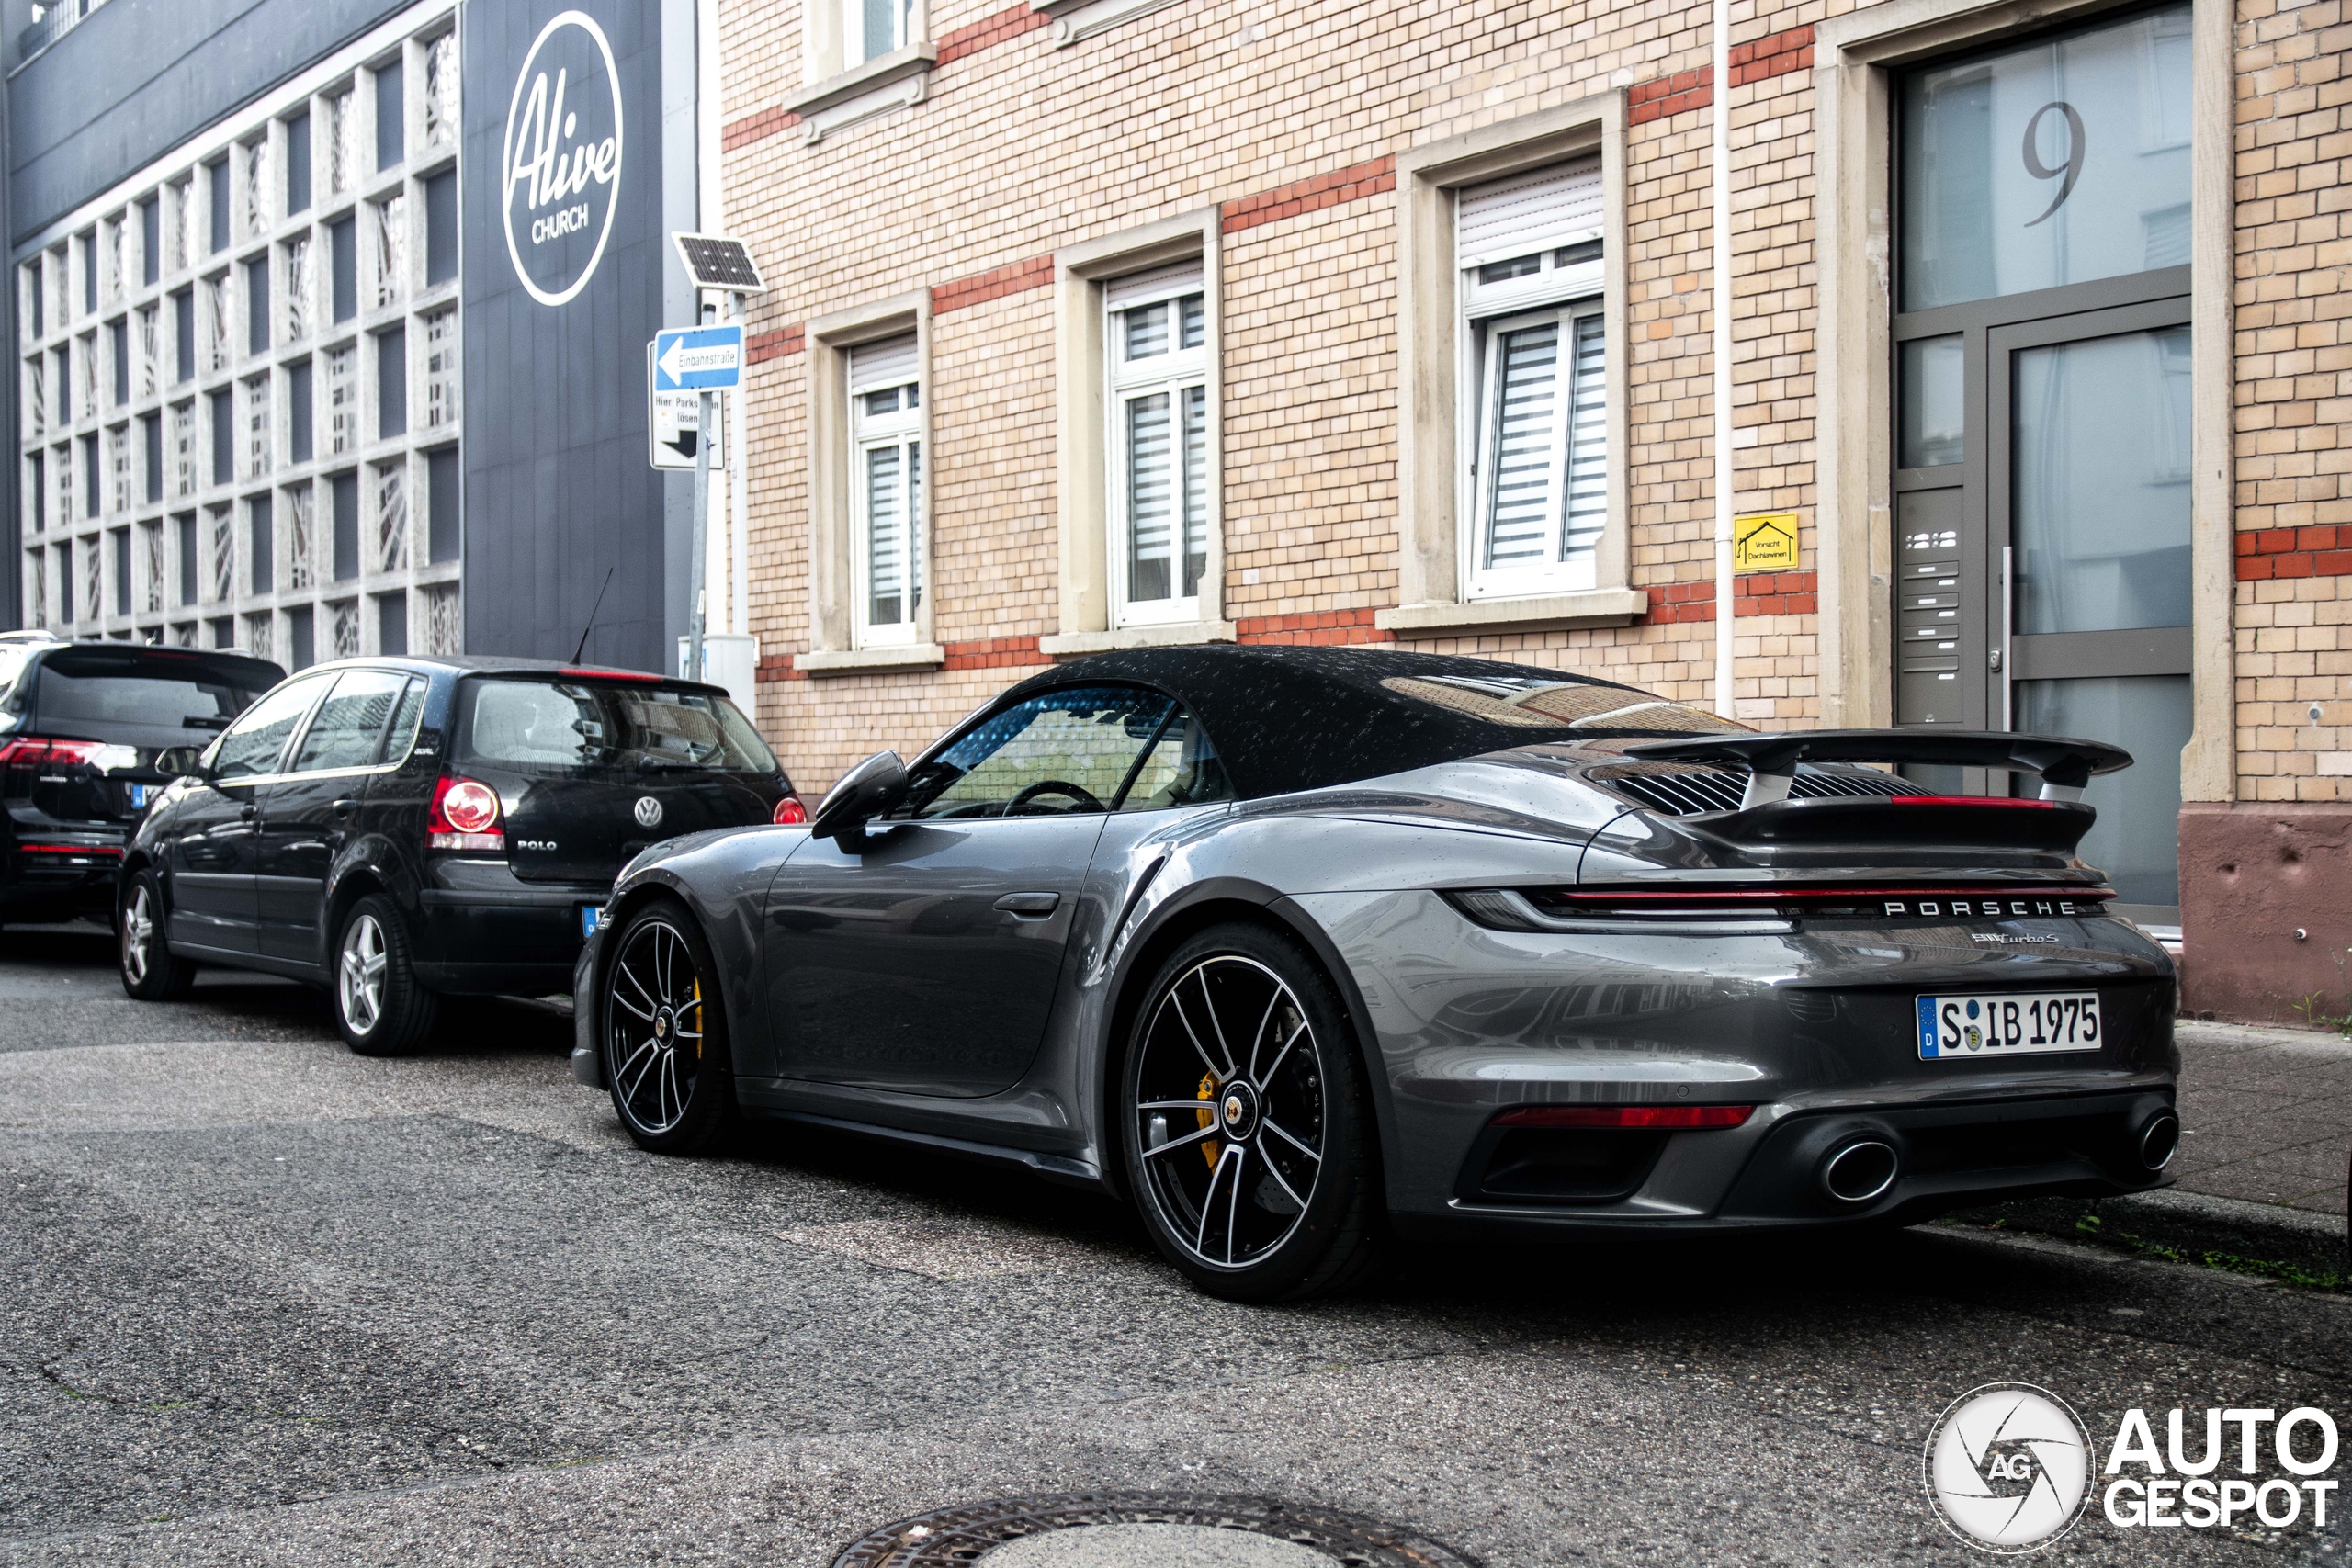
[288,484,316,590]
[331,599,360,659]
[16,10,460,656]
[375,462,407,571]
[424,582,459,655]
[244,612,275,661]
[26,550,45,628]
[141,520,164,613]
[209,506,234,604]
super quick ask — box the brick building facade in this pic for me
[707,0,2351,1021]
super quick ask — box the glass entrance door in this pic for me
[1994,307,2194,919]
[1892,2,2198,926]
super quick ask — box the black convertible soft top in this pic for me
[998,644,1739,800]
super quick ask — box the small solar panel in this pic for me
[673,232,768,293]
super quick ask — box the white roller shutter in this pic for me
[847,333,919,394]
[1455,157,1603,268]
[1103,261,1204,311]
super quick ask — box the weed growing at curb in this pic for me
[2075,1212,2350,1291]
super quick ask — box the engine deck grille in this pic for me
[1592,765,1925,817]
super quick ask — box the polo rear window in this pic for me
[457,679,776,773]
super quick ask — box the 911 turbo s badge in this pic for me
[633,796,664,829]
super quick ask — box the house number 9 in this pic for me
[2021,101,2086,227]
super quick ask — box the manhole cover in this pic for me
[831,1491,1478,1567]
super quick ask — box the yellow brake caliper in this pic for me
[690,980,702,1059]
[1197,1071,1220,1168]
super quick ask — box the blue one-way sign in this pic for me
[651,324,744,392]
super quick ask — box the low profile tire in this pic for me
[1122,921,1385,1303]
[601,901,737,1155]
[334,894,439,1056]
[118,869,196,1000]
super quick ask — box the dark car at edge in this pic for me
[119,654,800,1053]
[1,633,284,931]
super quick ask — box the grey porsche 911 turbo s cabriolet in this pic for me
[571,645,2177,1301]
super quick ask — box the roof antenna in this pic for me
[571,568,616,665]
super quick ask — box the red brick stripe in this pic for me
[933,254,1056,314]
[944,635,1046,669]
[755,655,807,682]
[937,2,1049,64]
[1234,607,1393,646]
[1221,156,1396,236]
[1629,68,1713,125]
[722,106,799,151]
[1643,572,1819,624]
[748,325,804,364]
[2236,525,2352,581]
[1730,25,1815,87]
[1628,28,1813,126]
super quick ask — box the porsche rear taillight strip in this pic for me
[1542,885,2112,906]
[1496,1104,1755,1130]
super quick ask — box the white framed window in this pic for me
[372,194,406,308]
[851,0,916,63]
[328,92,357,196]
[848,333,922,647]
[141,519,164,613]
[170,401,196,497]
[375,459,407,570]
[84,533,105,620]
[422,309,458,429]
[108,423,130,513]
[136,306,158,398]
[331,598,360,659]
[201,274,230,373]
[1457,157,1609,602]
[1105,264,1209,628]
[424,33,458,152]
[27,549,46,629]
[243,137,271,237]
[284,236,311,342]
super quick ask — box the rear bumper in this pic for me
[412,859,610,996]
[2,822,128,915]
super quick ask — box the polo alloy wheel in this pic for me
[117,869,195,1000]
[332,893,438,1056]
[338,914,387,1035]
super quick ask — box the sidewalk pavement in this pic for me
[2172,1021,2352,1218]
[1960,1019,2352,1280]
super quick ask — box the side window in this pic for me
[209,676,325,780]
[288,669,409,773]
[1116,705,1232,811]
[899,686,1177,820]
[380,677,427,764]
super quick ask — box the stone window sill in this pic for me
[1039,620,1238,657]
[783,43,936,141]
[795,643,945,675]
[1374,588,1647,638]
[1031,0,1184,46]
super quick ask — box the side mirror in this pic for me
[809,750,909,840]
[152,746,205,780]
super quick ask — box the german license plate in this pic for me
[581,905,605,938]
[1917,992,2101,1059]
[129,784,156,809]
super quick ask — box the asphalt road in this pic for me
[1,922,2346,1567]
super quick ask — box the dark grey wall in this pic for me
[460,0,694,675]
[6,0,413,245]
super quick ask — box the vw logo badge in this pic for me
[633,796,664,829]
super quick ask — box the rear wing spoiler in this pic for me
[1623,729,2133,812]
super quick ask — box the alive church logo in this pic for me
[503,10,624,307]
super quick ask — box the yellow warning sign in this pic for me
[1733,512,1800,573]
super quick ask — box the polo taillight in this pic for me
[772,795,808,826]
[428,775,504,852]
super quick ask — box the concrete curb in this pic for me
[1949,1186,2350,1282]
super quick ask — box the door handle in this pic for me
[331,797,358,820]
[994,892,1060,919]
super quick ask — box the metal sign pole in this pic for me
[689,389,714,681]
[729,289,750,638]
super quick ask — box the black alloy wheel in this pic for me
[1123,921,1385,1302]
[118,867,196,1000]
[603,902,737,1154]
[334,893,440,1056]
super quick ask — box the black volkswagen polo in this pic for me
[119,655,801,1055]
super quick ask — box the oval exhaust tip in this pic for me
[1821,1139,1899,1204]
[2138,1111,2180,1172]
